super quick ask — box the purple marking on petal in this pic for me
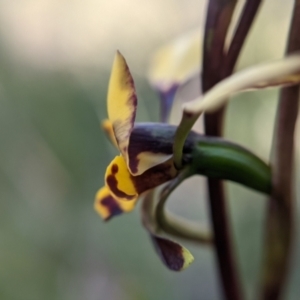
[133,161,176,194]
[123,56,137,139]
[110,52,138,154]
[127,123,199,174]
[101,195,123,221]
[106,174,136,200]
[151,235,184,271]
[111,164,118,174]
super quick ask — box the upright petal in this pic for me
[148,30,201,90]
[107,51,137,157]
[94,186,137,221]
[148,30,201,122]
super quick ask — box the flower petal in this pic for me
[94,186,137,221]
[148,30,201,90]
[148,30,201,122]
[127,123,199,175]
[184,53,300,115]
[128,123,173,175]
[105,155,177,201]
[150,235,194,271]
[168,72,203,131]
[140,192,195,271]
[105,156,138,201]
[101,119,118,148]
[107,51,137,157]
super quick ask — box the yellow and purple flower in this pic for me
[94,51,182,220]
[94,51,196,271]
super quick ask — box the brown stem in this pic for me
[202,1,263,299]
[202,1,242,300]
[260,2,300,299]
[221,0,262,77]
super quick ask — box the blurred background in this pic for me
[0,0,299,299]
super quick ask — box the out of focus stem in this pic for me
[259,2,300,299]
[202,1,261,300]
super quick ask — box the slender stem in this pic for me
[221,0,262,77]
[202,0,237,92]
[202,1,243,300]
[260,2,300,299]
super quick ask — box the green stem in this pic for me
[192,140,271,194]
[141,184,213,245]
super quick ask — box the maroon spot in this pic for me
[111,164,118,174]
[151,236,184,271]
[101,195,123,221]
[106,175,136,200]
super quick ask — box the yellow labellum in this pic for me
[94,186,137,220]
[105,155,138,201]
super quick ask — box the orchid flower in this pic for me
[94,50,290,271]
[95,52,180,217]
[94,51,198,271]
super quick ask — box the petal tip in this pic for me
[151,235,194,271]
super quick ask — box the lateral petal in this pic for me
[94,186,137,221]
[107,51,137,157]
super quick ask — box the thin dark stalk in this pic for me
[202,1,262,299]
[222,0,262,77]
[260,2,300,299]
[202,1,242,300]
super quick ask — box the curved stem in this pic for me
[141,185,213,245]
[155,168,213,245]
[173,112,199,169]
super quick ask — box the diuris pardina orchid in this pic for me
[93,50,300,271]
